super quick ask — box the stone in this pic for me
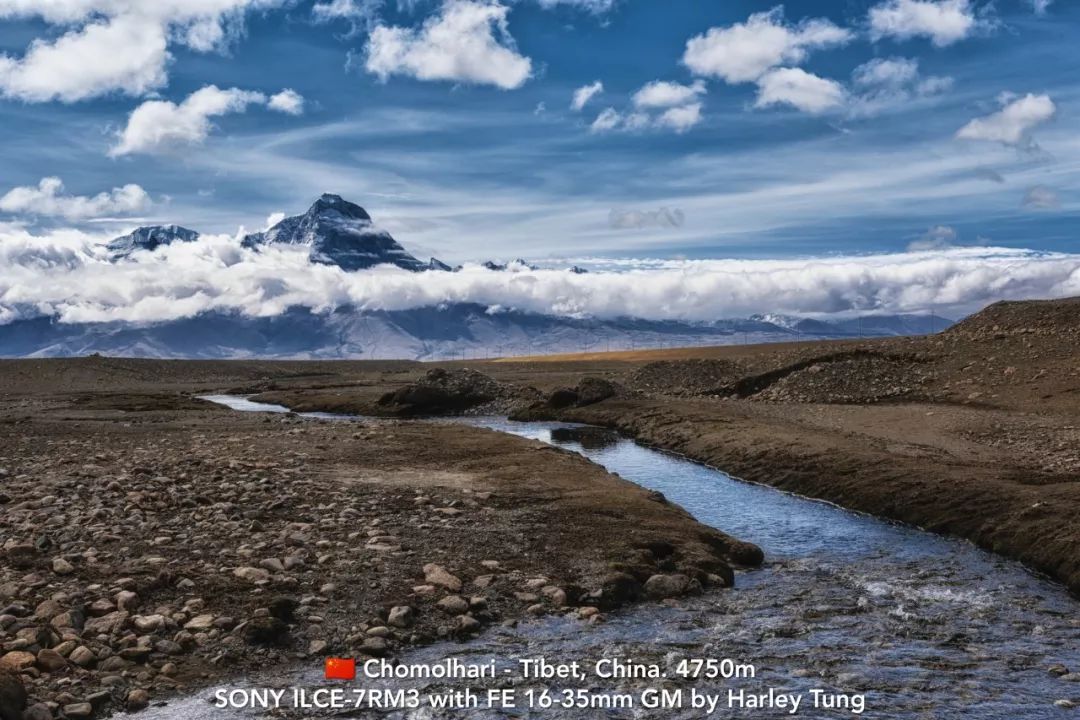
[233,567,271,584]
[34,599,65,621]
[242,617,288,645]
[61,702,93,719]
[455,615,481,634]
[36,649,67,673]
[366,626,392,638]
[51,558,75,575]
[183,614,215,631]
[308,640,328,655]
[258,558,284,574]
[387,606,415,628]
[359,637,389,656]
[69,647,96,668]
[83,611,128,636]
[0,651,36,672]
[436,595,469,614]
[423,564,462,592]
[643,573,692,599]
[0,669,27,720]
[115,591,139,612]
[126,689,150,712]
[24,703,53,720]
[132,615,166,633]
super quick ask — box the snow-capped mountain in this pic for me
[107,225,200,261]
[240,194,427,271]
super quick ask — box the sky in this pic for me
[0,0,1078,324]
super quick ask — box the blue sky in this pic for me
[0,0,1076,264]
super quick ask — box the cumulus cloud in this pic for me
[956,93,1055,147]
[268,89,305,115]
[110,85,303,156]
[589,104,702,134]
[590,107,622,133]
[632,80,705,109]
[609,207,685,230]
[365,0,532,90]
[0,1,285,103]
[868,0,982,47]
[1023,185,1060,210]
[655,103,703,132]
[1,232,1078,325]
[571,80,603,111]
[1028,0,1052,14]
[0,178,151,221]
[682,7,852,84]
[754,68,846,114]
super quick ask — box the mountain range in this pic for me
[0,194,953,359]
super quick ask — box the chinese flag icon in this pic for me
[325,658,356,681]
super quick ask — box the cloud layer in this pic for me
[0,178,151,221]
[1,227,1077,326]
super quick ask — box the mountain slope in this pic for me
[240,194,426,271]
[107,225,200,260]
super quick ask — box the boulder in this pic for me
[0,669,26,720]
[423,564,462,592]
[643,573,694,599]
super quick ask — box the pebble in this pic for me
[126,689,150,712]
[51,558,75,575]
[436,595,469,614]
[61,703,93,719]
[423,564,463,592]
[387,606,415,628]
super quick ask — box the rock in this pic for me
[455,615,481,634]
[308,640,328,655]
[34,599,65,621]
[268,597,298,622]
[132,615,166,633]
[258,558,284,573]
[242,617,288,645]
[366,627,392,638]
[61,703,93,719]
[233,567,270,584]
[23,703,53,720]
[183,614,215,631]
[526,604,546,616]
[0,669,27,720]
[5,545,38,570]
[50,609,85,631]
[126,689,150,712]
[68,647,96,668]
[643,573,693,599]
[387,606,415,628]
[36,649,67,673]
[83,611,128,636]
[359,637,389,656]
[436,595,469,614]
[0,651,36,672]
[51,558,75,575]
[423,564,462,592]
[115,591,139,612]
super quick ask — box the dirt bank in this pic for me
[0,363,758,720]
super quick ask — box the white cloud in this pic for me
[754,68,846,114]
[0,1,286,103]
[365,0,532,90]
[110,85,300,157]
[1028,0,1052,14]
[313,0,382,21]
[536,0,616,11]
[590,107,622,133]
[868,0,981,47]
[0,178,151,221]
[268,89,305,115]
[571,80,604,111]
[682,7,852,84]
[907,224,958,251]
[632,80,705,109]
[848,57,952,116]
[956,93,1055,147]
[1,232,1078,325]
[1023,185,1060,210]
[655,102,703,132]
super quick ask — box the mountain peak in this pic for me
[242,194,425,272]
[309,193,371,221]
[107,225,200,261]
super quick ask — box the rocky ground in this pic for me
[0,373,759,720]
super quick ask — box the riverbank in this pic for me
[0,361,759,720]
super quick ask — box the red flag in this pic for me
[325,657,356,681]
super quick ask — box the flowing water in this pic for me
[154,397,1079,719]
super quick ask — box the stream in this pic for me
[145,395,1079,719]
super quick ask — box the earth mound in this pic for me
[627,359,747,397]
[377,368,526,416]
[946,297,1080,339]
